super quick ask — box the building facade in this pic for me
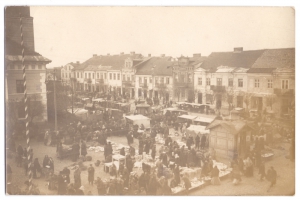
[5,6,51,122]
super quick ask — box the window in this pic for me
[113,73,116,80]
[109,73,112,80]
[81,72,83,78]
[31,65,35,69]
[180,75,185,83]
[25,65,29,69]
[92,73,95,79]
[188,74,193,83]
[77,72,79,78]
[38,65,42,69]
[217,78,222,86]
[255,79,259,88]
[166,77,170,84]
[100,73,103,79]
[149,77,152,83]
[62,73,64,78]
[18,65,22,70]
[127,75,130,81]
[228,78,233,87]
[238,79,243,87]
[117,73,120,80]
[160,77,164,84]
[123,74,125,80]
[17,102,25,118]
[282,80,289,89]
[206,78,211,86]
[85,73,87,79]
[198,77,202,85]
[144,77,147,84]
[131,75,134,81]
[139,77,142,83]
[104,73,107,79]
[16,80,24,93]
[155,77,158,83]
[268,79,273,88]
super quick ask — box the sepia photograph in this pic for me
[4,5,295,196]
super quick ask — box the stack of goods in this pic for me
[134,154,156,169]
[155,135,165,144]
[190,177,204,188]
[180,167,202,180]
[213,160,232,178]
[176,140,187,148]
[261,149,274,159]
[171,184,185,194]
[88,146,104,152]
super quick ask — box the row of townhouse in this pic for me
[194,47,295,116]
[59,47,294,117]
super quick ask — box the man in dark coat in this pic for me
[195,135,200,150]
[81,141,87,157]
[151,145,156,160]
[259,161,266,181]
[96,177,106,195]
[147,174,158,195]
[201,135,206,149]
[63,167,70,183]
[88,164,95,185]
[126,155,134,173]
[120,147,125,156]
[267,166,277,192]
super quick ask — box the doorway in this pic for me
[237,96,243,108]
[198,93,202,104]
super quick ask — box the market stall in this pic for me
[177,114,198,124]
[136,103,151,115]
[125,115,151,129]
[193,116,215,126]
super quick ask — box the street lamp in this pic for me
[46,69,58,131]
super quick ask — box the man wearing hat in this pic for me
[88,164,95,185]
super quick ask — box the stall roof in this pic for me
[92,98,104,102]
[206,120,256,135]
[176,102,186,105]
[194,116,215,123]
[164,107,178,111]
[178,115,198,120]
[125,115,150,121]
[136,103,150,108]
[187,125,209,134]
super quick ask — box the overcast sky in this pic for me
[30,7,295,68]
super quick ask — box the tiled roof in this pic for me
[84,65,112,71]
[80,54,143,70]
[247,68,276,73]
[68,62,81,69]
[201,49,265,72]
[135,57,173,76]
[251,48,295,69]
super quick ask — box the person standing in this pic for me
[195,134,200,150]
[63,167,70,184]
[88,164,95,185]
[81,141,87,157]
[201,135,206,150]
[74,167,81,189]
[259,161,266,181]
[96,177,106,195]
[151,145,156,160]
[267,166,277,192]
[211,166,221,185]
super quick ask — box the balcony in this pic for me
[274,88,294,96]
[84,78,92,83]
[139,82,148,88]
[96,79,104,84]
[122,80,134,87]
[210,85,226,93]
[174,81,190,88]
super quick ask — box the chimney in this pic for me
[120,52,124,55]
[234,47,243,53]
[193,53,201,58]
[93,54,97,57]
[148,54,151,57]
[76,61,80,64]
[161,54,165,57]
[130,51,135,55]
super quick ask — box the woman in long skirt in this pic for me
[211,166,221,185]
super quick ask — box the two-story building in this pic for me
[5,6,51,122]
[247,48,295,115]
[79,52,144,95]
[199,47,265,111]
[134,56,173,101]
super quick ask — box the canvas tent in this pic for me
[186,125,209,139]
[125,115,150,128]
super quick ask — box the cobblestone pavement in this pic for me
[6,127,294,196]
